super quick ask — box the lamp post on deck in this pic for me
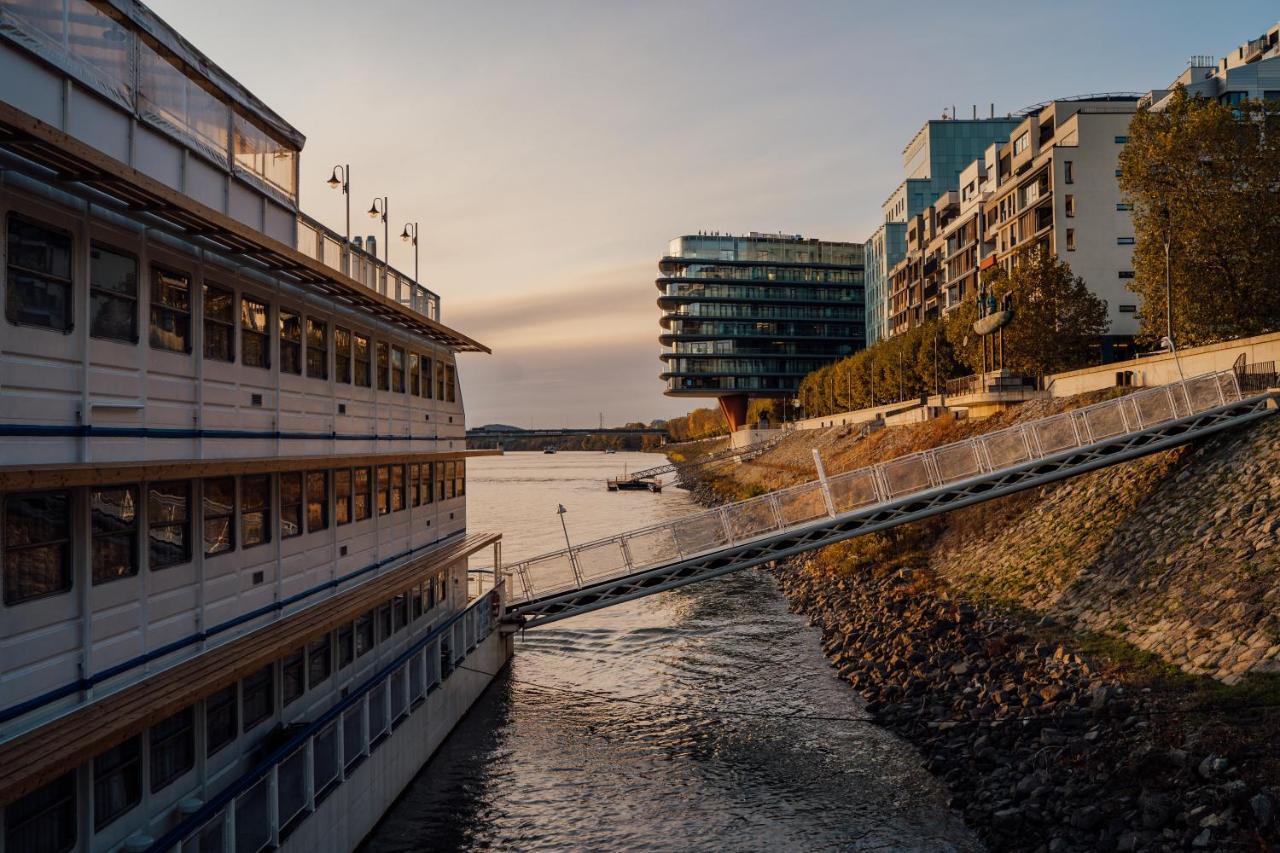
[368,196,389,296]
[400,221,419,282]
[326,164,350,273]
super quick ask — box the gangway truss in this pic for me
[622,432,787,482]
[507,371,1277,628]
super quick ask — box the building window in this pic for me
[93,736,141,830]
[6,215,73,332]
[1012,132,1029,155]
[89,243,137,342]
[1117,237,1135,245]
[334,327,352,384]
[282,649,305,706]
[391,465,406,512]
[307,318,328,379]
[354,334,371,387]
[1063,161,1073,184]
[445,364,456,403]
[410,463,421,507]
[206,684,238,756]
[307,470,329,532]
[410,354,421,396]
[1114,135,1129,144]
[335,469,352,526]
[1116,203,1133,211]
[308,636,332,688]
[150,267,191,352]
[376,341,390,391]
[241,474,271,548]
[1065,229,1076,251]
[1118,270,1136,279]
[1064,194,1075,217]
[203,283,235,362]
[377,465,391,516]
[280,309,302,375]
[355,612,374,657]
[4,771,76,853]
[241,296,270,368]
[337,624,354,669]
[1119,304,1138,313]
[354,467,372,521]
[391,346,406,392]
[148,481,191,570]
[91,486,138,585]
[280,472,303,539]
[242,664,274,731]
[149,707,195,792]
[203,476,236,556]
[421,356,433,399]
[3,491,71,605]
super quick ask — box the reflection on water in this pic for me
[362,452,979,852]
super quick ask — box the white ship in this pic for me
[0,2,511,851]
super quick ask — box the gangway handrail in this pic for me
[623,432,786,481]
[510,372,1274,624]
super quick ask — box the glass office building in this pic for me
[658,233,864,430]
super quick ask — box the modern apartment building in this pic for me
[1143,22,1280,109]
[863,116,1021,346]
[657,233,864,430]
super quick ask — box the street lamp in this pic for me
[367,197,389,264]
[400,221,419,282]
[327,164,350,273]
[1160,335,1192,412]
[1162,204,1173,343]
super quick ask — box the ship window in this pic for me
[203,283,235,362]
[149,267,191,353]
[425,576,436,610]
[205,684,238,757]
[393,594,408,632]
[354,334,371,387]
[242,664,274,731]
[306,471,329,532]
[149,707,195,792]
[425,463,435,505]
[308,635,332,688]
[3,770,76,853]
[240,296,270,369]
[282,649,305,706]
[409,464,421,507]
[6,215,73,332]
[391,465,406,512]
[421,356,433,399]
[279,309,302,375]
[410,353,421,396]
[378,603,392,641]
[445,462,456,500]
[355,612,374,657]
[436,462,446,502]
[410,584,423,620]
[391,346,406,393]
[202,477,236,557]
[376,341,390,391]
[456,460,466,498]
[92,485,139,585]
[148,481,191,570]
[93,735,141,829]
[337,624,354,669]
[335,469,352,526]
[354,467,372,521]
[435,360,445,399]
[280,472,303,539]
[334,327,352,384]
[307,318,328,380]
[241,474,271,548]
[445,363,456,403]
[90,243,137,342]
[3,491,71,605]
[376,466,391,516]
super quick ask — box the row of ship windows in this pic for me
[2,462,466,607]
[2,573,452,853]
[5,215,457,401]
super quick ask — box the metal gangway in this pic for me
[621,432,787,482]
[509,371,1277,628]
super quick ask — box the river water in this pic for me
[362,451,978,852]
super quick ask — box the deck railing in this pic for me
[512,371,1243,604]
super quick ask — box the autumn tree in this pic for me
[1118,87,1280,345]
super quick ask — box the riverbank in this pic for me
[675,393,1279,851]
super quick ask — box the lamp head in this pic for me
[400,226,411,242]
[327,166,343,189]
[367,202,380,219]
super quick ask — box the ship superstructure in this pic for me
[0,2,508,851]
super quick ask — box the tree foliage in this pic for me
[665,407,728,442]
[1118,87,1280,346]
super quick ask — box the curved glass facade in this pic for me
[657,234,865,403]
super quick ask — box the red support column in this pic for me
[717,394,749,432]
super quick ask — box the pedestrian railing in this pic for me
[512,371,1245,604]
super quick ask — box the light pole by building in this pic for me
[368,196,389,295]
[326,164,350,273]
[400,221,419,282]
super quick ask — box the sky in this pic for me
[148,0,1278,427]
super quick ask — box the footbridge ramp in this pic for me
[506,372,1276,628]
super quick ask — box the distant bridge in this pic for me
[467,426,669,442]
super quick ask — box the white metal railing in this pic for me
[512,371,1244,603]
